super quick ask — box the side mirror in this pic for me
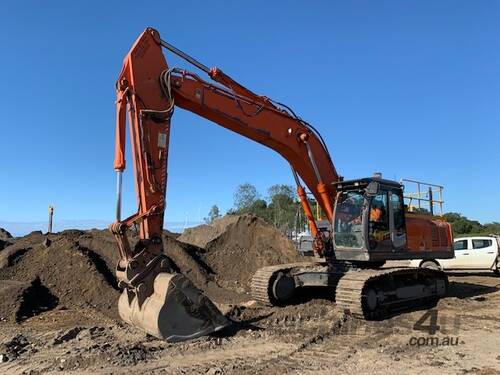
[366,181,380,196]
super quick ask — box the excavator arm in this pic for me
[110,27,342,341]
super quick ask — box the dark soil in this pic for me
[0,228,13,251]
[178,216,240,248]
[178,215,302,292]
[0,228,12,240]
[0,280,31,322]
[0,233,120,321]
[0,215,301,324]
[0,278,59,323]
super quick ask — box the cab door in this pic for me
[368,191,392,251]
[388,191,407,250]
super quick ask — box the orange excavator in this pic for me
[110,27,454,342]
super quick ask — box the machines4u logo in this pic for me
[410,309,464,347]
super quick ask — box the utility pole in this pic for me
[48,206,54,233]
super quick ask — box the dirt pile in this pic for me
[0,228,14,251]
[0,231,120,322]
[0,231,45,269]
[178,214,302,292]
[178,216,240,248]
[0,228,12,240]
[0,214,302,325]
[0,279,59,323]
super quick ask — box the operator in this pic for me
[369,202,390,246]
[370,203,383,222]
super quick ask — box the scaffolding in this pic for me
[400,178,444,216]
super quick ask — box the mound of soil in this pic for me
[0,233,120,321]
[178,215,302,292]
[0,239,12,251]
[0,228,13,240]
[0,227,14,251]
[178,216,239,248]
[0,231,45,268]
[0,279,59,323]
[161,236,246,304]
[0,280,32,322]
[0,214,302,323]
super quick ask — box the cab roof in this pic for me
[333,177,402,191]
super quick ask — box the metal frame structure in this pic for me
[401,178,444,215]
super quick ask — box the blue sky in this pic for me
[1,1,499,233]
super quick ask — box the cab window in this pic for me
[390,192,405,234]
[370,193,388,228]
[472,239,492,249]
[333,191,364,249]
[369,192,390,249]
[453,240,468,251]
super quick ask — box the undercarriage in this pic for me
[251,261,448,319]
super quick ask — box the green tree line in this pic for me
[442,212,500,236]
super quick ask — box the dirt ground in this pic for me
[0,218,499,374]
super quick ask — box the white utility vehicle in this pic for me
[410,235,500,275]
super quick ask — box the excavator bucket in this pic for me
[118,272,229,342]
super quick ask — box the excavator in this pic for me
[110,27,454,342]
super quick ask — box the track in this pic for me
[334,269,375,317]
[335,267,448,319]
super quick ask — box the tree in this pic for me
[484,222,500,234]
[443,212,485,235]
[230,183,313,235]
[268,184,295,201]
[267,184,297,232]
[452,219,474,235]
[233,183,259,211]
[443,212,463,223]
[246,199,270,220]
[204,205,221,223]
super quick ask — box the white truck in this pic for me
[410,235,500,275]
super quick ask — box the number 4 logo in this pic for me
[413,309,440,335]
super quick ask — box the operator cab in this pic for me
[332,177,407,261]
